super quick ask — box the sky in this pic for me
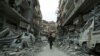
[39,0,59,22]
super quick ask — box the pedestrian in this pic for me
[48,33,55,49]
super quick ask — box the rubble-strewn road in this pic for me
[0,42,44,56]
[0,42,98,56]
[36,44,94,56]
[56,44,94,56]
[36,44,69,56]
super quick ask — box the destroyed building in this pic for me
[57,0,100,36]
[40,20,57,37]
[40,20,49,36]
[0,0,42,37]
[48,21,57,34]
[57,0,100,53]
[0,0,42,48]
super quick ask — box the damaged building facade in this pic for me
[0,0,42,48]
[57,0,100,53]
[40,20,49,36]
[41,20,57,37]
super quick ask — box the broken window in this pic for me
[8,0,15,8]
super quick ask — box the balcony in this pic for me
[62,0,100,26]
[0,1,29,24]
[65,0,74,9]
[61,0,75,25]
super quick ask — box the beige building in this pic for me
[40,20,49,36]
[41,20,57,37]
[48,21,57,33]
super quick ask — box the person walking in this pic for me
[48,33,55,49]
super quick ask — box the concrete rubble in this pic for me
[57,0,100,56]
[54,38,94,56]
[1,0,100,56]
[0,41,44,56]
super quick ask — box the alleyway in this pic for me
[37,44,69,56]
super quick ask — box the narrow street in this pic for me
[37,44,68,56]
[0,0,100,56]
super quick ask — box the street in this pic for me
[0,0,100,56]
[37,44,68,56]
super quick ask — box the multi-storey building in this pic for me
[41,20,57,37]
[57,0,100,52]
[57,0,100,36]
[0,0,42,37]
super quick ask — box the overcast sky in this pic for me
[39,0,59,22]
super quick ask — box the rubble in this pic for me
[55,38,93,56]
[0,41,44,56]
[56,0,100,56]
